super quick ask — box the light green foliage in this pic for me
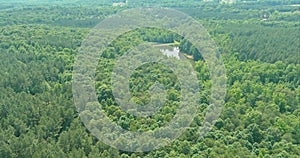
[0,0,299,157]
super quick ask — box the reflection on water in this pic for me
[159,47,180,59]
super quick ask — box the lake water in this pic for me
[159,46,180,60]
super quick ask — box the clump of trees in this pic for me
[0,1,299,157]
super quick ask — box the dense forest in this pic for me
[0,0,299,157]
